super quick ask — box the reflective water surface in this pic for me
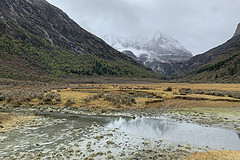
[107,117,240,150]
[0,113,239,159]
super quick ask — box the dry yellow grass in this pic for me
[142,83,240,91]
[0,113,35,132]
[0,113,12,122]
[183,150,240,160]
[18,83,240,110]
[50,83,240,109]
[55,88,113,108]
[57,89,94,106]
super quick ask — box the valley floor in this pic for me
[0,82,240,159]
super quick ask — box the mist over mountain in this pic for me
[46,0,240,56]
[101,32,192,75]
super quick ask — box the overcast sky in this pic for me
[46,0,240,55]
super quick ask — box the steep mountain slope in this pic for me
[0,0,157,80]
[102,32,192,75]
[175,23,240,83]
[233,23,240,37]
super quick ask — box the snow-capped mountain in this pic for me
[100,32,193,75]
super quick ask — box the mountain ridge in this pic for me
[0,0,158,80]
[173,24,240,83]
[233,23,240,37]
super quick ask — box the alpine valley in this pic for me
[1,1,240,160]
[0,0,239,83]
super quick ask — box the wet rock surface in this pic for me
[0,114,196,160]
[0,103,240,159]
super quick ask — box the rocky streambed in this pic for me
[0,103,240,159]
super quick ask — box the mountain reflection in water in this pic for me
[107,118,175,139]
[107,117,240,150]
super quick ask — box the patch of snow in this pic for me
[9,6,16,14]
[100,31,192,66]
[38,26,54,45]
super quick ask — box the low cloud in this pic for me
[47,0,240,55]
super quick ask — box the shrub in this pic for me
[194,89,204,94]
[179,88,192,95]
[54,94,61,102]
[229,92,240,99]
[65,99,75,107]
[84,91,105,103]
[96,91,105,98]
[119,86,132,90]
[12,99,23,105]
[164,87,172,92]
[43,93,53,103]
[36,92,44,100]
[103,94,136,106]
[213,91,225,97]
[193,89,240,98]
[173,92,178,95]
[84,97,91,103]
[194,89,227,97]
[22,97,30,105]
[43,92,61,104]
[5,96,12,102]
[38,99,44,105]
[0,94,4,101]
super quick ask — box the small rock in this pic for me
[142,141,149,145]
[107,155,114,159]
[106,141,115,145]
[184,145,191,149]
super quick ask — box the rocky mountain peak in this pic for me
[233,23,240,37]
[100,32,192,75]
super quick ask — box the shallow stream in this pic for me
[0,112,239,159]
